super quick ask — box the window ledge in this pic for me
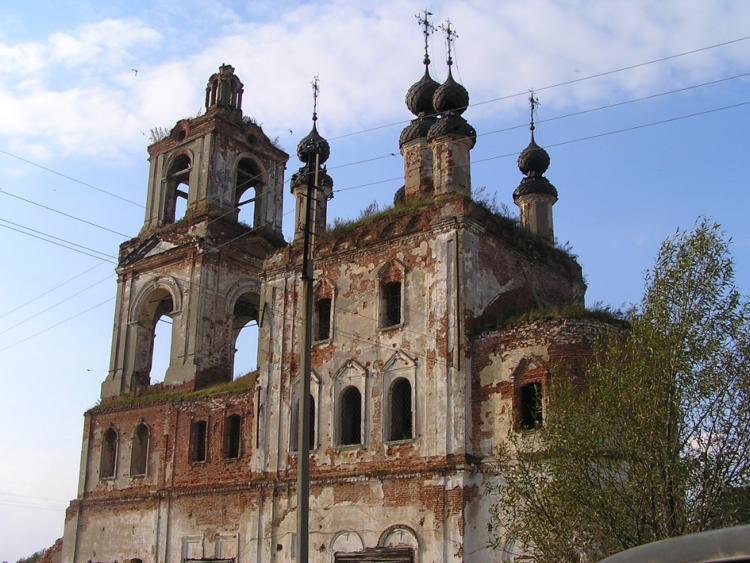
[99,475,116,481]
[384,438,415,447]
[189,460,207,467]
[334,444,363,452]
[129,473,147,479]
[289,448,319,456]
[221,456,241,463]
[379,322,404,333]
[313,337,332,346]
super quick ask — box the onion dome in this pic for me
[399,115,437,147]
[296,122,330,165]
[433,69,469,115]
[406,69,440,116]
[513,133,557,202]
[426,113,476,147]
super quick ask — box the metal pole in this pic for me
[296,151,319,563]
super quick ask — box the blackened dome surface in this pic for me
[399,116,437,146]
[290,164,333,193]
[432,70,469,115]
[426,113,476,147]
[513,176,558,201]
[406,69,440,116]
[297,123,330,164]
[517,137,550,176]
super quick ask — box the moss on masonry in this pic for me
[476,304,628,334]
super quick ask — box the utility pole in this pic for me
[296,76,320,563]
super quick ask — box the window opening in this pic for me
[100,428,118,478]
[135,287,174,386]
[166,154,191,223]
[519,383,543,430]
[191,420,208,462]
[315,298,331,341]
[382,281,402,327]
[389,378,412,441]
[339,386,362,446]
[150,310,173,385]
[236,158,260,227]
[233,292,259,379]
[290,394,316,452]
[224,414,242,459]
[130,423,149,476]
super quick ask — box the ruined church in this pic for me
[59,31,617,563]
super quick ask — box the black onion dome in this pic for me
[399,115,437,147]
[426,113,476,147]
[406,68,440,116]
[296,123,330,165]
[517,134,550,177]
[432,69,469,115]
[513,176,558,202]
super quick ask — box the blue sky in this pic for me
[1,0,749,559]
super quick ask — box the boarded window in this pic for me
[339,386,362,445]
[519,383,543,430]
[382,282,401,327]
[223,414,242,459]
[290,394,316,452]
[315,298,332,341]
[390,378,412,441]
[100,428,118,479]
[130,423,149,476]
[190,420,208,462]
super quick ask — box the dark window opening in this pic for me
[130,423,149,476]
[100,428,118,479]
[223,414,242,459]
[166,154,191,223]
[390,378,413,441]
[519,383,543,430]
[382,281,402,327]
[315,298,332,341]
[190,420,208,462]
[339,386,362,446]
[232,292,259,379]
[236,157,260,227]
[136,288,174,386]
[290,394,316,452]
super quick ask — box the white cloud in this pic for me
[0,1,748,159]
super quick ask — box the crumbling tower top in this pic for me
[205,63,244,112]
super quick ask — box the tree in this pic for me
[490,219,750,562]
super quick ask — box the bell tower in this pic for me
[101,64,289,399]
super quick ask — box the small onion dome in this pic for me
[426,113,476,148]
[290,164,333,194]
[517,134,550,177]
[406,69,440,116]
[432,69,469,115]
[399,115,437,147]
[296,123,330,165]
[513,176,558,202]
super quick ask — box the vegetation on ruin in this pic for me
[489,219,750,561]
[321,196,435,240]
[89,371,258,413]
[478,302,628,334]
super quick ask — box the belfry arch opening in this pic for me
[232,291,259,379]
[134,287,175,386]
[166,154,191,223]
[235,157,262,227]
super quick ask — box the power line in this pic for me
[0,221,118,263]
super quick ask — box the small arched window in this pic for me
[339,386,362,446]
[190,419,208,463]
[223,414,242,459]
[389,378,412,441]
[100,428,118,479]
[315,298,332,341]
[130,423,149,476]
[290,394,316,452]
[519,383,544,430]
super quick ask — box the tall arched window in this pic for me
[290,394,315,452]
[165,154,191,223]
[130,423,149,476]
[339,386,362,446]
[232,292,259,379]
[519,383,544,430]
[100,428,118,479]
[190,420,208,462]
[389,378,412,441]
[235,157,262,227]
[223,414,242,459]
[135,287,174,385]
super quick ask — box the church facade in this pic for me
[60,56,614,563]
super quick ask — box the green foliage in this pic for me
[148,126,170,144]
[480,302,627,333]
[322,197,434,240]
[490,219,750,561]
[16,550,44,563]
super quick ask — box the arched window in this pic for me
[389,378,412,441]
[223,414,242,459]
[135,288,174,385]
[519,383,543,430]
[100,428,118,479]
[339,386,362,446]
[315,298,332,341]
[232,292,259,379]
[166,154,191,223]
[290,394,315,452]
[130,423,149,476]
[235,157,262,227]
[381,282,402,327]
[190,420,208,462]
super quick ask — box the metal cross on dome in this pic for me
[415,9,435,66]
[529,89,540,132]
[440,19,458,67]
[311,75,320,122]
